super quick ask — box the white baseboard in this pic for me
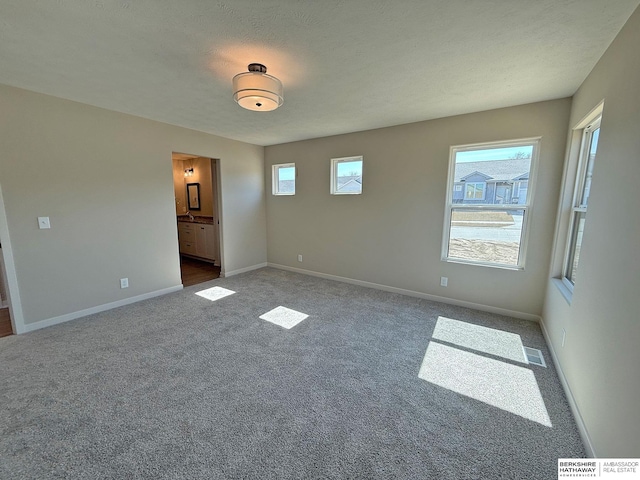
[539,319,596,457]
[267,263,540,322]
[20,285,183,334]
[223,262,268,278]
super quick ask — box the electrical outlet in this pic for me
[38,217,51,229]
[120,278,129,289]
[440,276,448,287]
[297,254,303,262]
[562,328,566,347]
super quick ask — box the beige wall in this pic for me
[542,6,640,457]
[0,84,267,327]
[265,99,571,317]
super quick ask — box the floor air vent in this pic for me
[523,347,546,367]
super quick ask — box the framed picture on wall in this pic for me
[187,183,200,210]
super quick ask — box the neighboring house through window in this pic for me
[442,139,540,268]
[272,163,295,195]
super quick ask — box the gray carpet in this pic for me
[0,268,585,479]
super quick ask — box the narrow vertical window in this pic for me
[562,117,600,289]
[330,156,363,195]
[272,163,296,195]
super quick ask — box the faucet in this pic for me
[186,211,194,221]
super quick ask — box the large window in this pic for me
[442,139,540,269]
[272,163,296,195]
[330,156,363,195]
[562,117,600,290]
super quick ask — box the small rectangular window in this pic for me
[442,139,539,269]
[272,163,295,195]
[331,156,363,195]
[465,182,486,200]
[562,117,600,289]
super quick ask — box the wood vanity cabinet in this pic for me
[195,224,217,259]
[178,222,217,262]
[178,222,196,255]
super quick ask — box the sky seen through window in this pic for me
[456,145,533,163]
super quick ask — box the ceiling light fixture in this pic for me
[232,63,283,112]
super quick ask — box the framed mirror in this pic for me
[187,183,200,210]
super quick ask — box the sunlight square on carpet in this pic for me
[195,286,236,302]
[419,341,552,427]
[259,306,309,329]
[432,316,526,363]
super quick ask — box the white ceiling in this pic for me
[1,1,638,146]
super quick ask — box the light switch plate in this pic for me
[38,217,51,229]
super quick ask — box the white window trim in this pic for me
[441,137,541,270]
[560,116,601,292]
[272,163,296,196]
[330,156,363,195]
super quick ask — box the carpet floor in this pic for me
[0,268,585,479]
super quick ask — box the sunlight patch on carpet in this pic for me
[432,316,526,363]
[419,341,552,427]
[259,306,309,329]
[195,286,236,302]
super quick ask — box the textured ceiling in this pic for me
[1,1,638,146]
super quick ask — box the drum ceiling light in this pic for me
[232,63,283,112]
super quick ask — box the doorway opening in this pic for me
[172,153,222,286]
[0,183,21,337]
[0,244,13,337]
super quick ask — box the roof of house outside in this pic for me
[337,176,362,193]
[454,158,531,182]
[278,179,295,193]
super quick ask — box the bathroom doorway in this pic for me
[172,153,222,286]
[0,183,20,337]
[0,244,13,337]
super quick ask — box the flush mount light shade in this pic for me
[233,63,283,111]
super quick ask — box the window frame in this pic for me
[441,138,541,270]
[272,163,296,196]
[561,116,601,292]
[330,156,363,195]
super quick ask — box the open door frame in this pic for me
[212,158,224,272]
[0,183,26,334]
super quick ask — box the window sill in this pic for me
[442,257,523,271]
[552,278,573,305]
